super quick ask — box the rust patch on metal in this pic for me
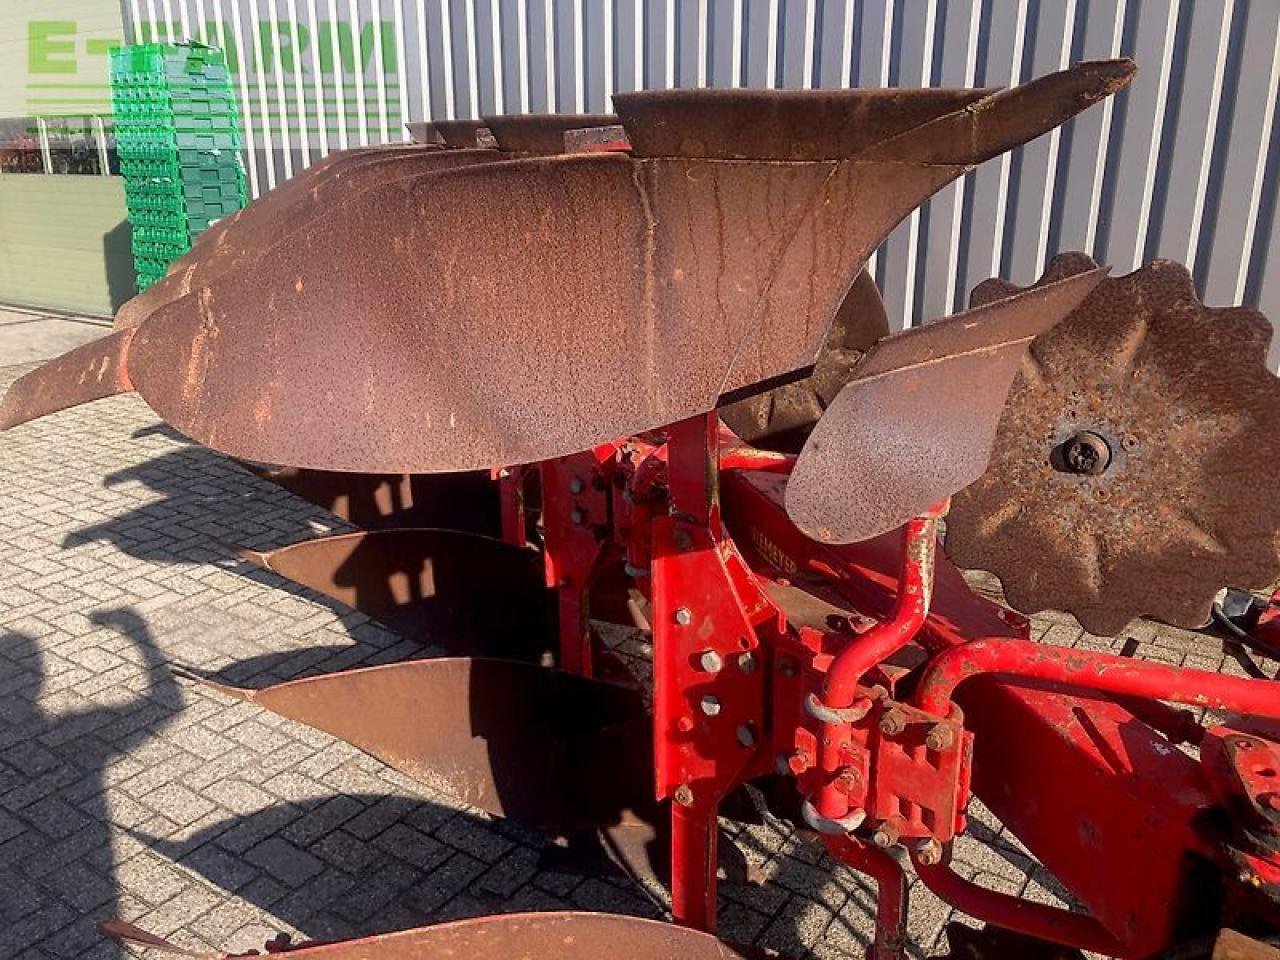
[484,113,617,154]
[1214,929,1280,960]
[946,255,1280,635]
[0,330,134,430]
[785,268,1107,545]
[721,268,889,453]
[199,657,653,831]
[239,529,552,659]
[115,147,503,331]
[613,87,995,159]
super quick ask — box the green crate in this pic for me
[181,180,245,203]
[125,191,187,215]
[131,237,190,261]
[179,164,241,186]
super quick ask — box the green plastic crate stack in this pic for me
[110,42,248,291]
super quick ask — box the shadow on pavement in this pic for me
[0,608,178,959]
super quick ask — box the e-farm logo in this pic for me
[26,19,402,135]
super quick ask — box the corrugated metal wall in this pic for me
[120,0,1279,357]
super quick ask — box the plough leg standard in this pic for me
[4,58,1280,959]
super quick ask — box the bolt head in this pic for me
[700,695,722,717]
[871,827,895,849]
[736,724,756,748]
[569,476,584,494]
[699,650,724,673]
[674,607,693,626]
[571,508,585,525]
[674,785,695,807]
[786,751,810,776]
[916,838,944,866]
[737,652,756,674]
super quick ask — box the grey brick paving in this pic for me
[0,316,1277,959]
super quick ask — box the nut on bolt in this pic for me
[674,785,695,807]
[736,724,756,748]
[674,607,693,626]
[879,709,908,737]
[871,820,900,849]
[915,837,944,866]
[926,723,955,752]
[700,695,722,717]
[698,650,724,673]
[569,475,584,494]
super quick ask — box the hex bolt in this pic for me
[778,659,798,678]
[926,723,955,752]
[736,724,756,748]
[674,607,693,626]
[915,837,944,866]
[879,709,907,737]
[699,650,724,673]
[674,529,694,551]
[569,475,584,494]
[674,785,695,807]
[737,652,756,674]
[700,695,722,717]
[871,821,900,849]
[571,508,586,525]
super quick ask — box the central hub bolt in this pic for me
[1060,430,1113,476]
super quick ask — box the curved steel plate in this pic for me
[946,256,1280,635]
[0,330,133,430]
[433,118,492,148]
[785,268,1107,544]
[238,529,551,658]
[200,657,653,831]
[105,912,749,960]
[720,268,889,452]
[4,68,1131,469]
[115,147,502,331]
[484,113,617,153]
[613,87,994,159]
